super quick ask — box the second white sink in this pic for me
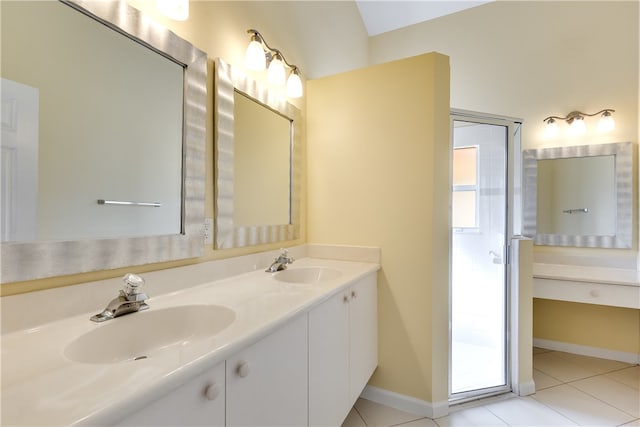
[65,305,236,364]
[274,267,342,284]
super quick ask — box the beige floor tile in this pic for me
[532,384,635,426]
[534,368,563,390]
[552,352,634,375]
[435,405,508,427]
[533,352,597,382]
[571,375,640,418]
[342,408,367,427]
[605,366,640,390]
[354,398,424,427]
[395,417,439,427]
[485,396,578,426]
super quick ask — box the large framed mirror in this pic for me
[1,0,207,283]
[214,58,301,249]
[522,141,633,248]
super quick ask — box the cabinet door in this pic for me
[116,362,225,426]
[226,314,308,427]
[308,291,350,426]
[349,273,378,403]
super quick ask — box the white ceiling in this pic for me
[355,1,494,36]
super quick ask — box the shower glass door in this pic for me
[450,115,511,401]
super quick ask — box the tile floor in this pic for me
[343,348,639,427]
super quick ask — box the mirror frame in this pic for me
[214,58,301,249]
[522,141,633,248]
[1,0,207,283]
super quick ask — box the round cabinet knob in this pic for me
[351,290,357,299]
[204,383,220,401]
[236,361,250,378]
[589,289,600,298]
[343,294,350,303]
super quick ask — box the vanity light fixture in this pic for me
[156,0,189,20]
[543,109,615,137]
[244,29,303,98]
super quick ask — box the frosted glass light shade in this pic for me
[267,57,286,86]
[598,113,615,132]
[569,117,586,135]
[245,40,266,71]
[544,119,559,138]
[286,71,303,98]
[156,0,188,21]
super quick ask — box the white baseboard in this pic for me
[533,338,640,364]
[516,379,536,396]
[360,385,449,419]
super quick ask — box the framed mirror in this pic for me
[522,141,633,248]
[214,58,301,249]
[1,0,207,283]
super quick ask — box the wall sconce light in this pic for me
[156,0,189,21]
[244,29,303,98]
[543,109,615,137]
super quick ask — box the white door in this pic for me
[450,112,519,401]
[1,78,39,242]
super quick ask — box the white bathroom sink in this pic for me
[65,305,236,364]
[274,267,342,284]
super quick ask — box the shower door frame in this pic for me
[448,109,522,404]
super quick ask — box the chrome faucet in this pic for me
[266,249,294,272]
[90,273,149,322]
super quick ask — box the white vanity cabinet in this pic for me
[116,315,308,427]
[226,314,308,426]
[112,272,378,427]
[116,362,225,426]
[309,273,378,426]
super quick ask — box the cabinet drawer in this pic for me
[533,278,640,309]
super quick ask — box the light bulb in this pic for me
[245,39,266,71]
[156,0,188,21]
[598,111,615,132]
[267,55,286,87]
[569,116,586,136]
[544,118,559,138]
[286,70,303,98]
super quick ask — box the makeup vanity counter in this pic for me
[1,250,380,426]
[532,263,640,309]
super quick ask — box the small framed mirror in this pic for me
[214,58,302,249]
[522,141,633,248]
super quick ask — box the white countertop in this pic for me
[1,257,379,426]
[533,263,640,287]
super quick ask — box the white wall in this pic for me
[369,1,638,149]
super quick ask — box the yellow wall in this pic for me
[307,53,451,403]
[369,0,640,357]
[534,299,640,355]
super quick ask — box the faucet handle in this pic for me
[122,273,145,296]
[277,248,294,263]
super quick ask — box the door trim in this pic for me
[449,109,523,403]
